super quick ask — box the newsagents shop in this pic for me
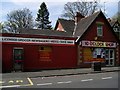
[1,32,77,72]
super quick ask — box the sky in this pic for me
[0,0,120,27]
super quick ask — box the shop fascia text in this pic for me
[82,40,116,48]
[0,36,74,45]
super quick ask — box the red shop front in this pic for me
[1,33,77,72]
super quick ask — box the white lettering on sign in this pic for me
[82,40,116,48]
[0,37,74,45]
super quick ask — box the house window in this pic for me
[97,25,103,36]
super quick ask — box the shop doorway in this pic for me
[13,48,24,71]
[105,49,115,66]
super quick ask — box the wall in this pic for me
[24,45,77,70]
[2,44,13,72]
[2,33,77,72]
[81,15,117,42]
[78,14,119,67]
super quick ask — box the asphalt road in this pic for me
[1,72,119,88]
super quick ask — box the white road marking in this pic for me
[81,79,93,82]
[37,83,52,86]
[102,77,112,80]
[27,78,34,85]
[0,85,21,88]
[42,76,56,79]
[57,81,72,84]
[42,77,44,79]
[0,81,5,84]
[8,80,14,83]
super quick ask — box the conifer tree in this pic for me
[36,2,52,29]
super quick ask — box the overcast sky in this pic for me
[0,0,120,27]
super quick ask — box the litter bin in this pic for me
[91,61,101,71]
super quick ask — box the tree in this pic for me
[112,12,120,23]
[36,2,52,29]
[0,22,9,33]
[5,8,34,33]
[0,22,3,33]
[61,0,98,20]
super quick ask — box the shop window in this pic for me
[93,48,105,59]
[83,48,93,62]
[105,49,109,59]
[39,46,52,61]
[97,25,103,37]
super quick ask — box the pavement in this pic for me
[1,66,120,79]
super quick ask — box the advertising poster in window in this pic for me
[83,48,93,63]
[83,48,105,63]
[39,46,52,61]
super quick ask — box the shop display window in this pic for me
[39,46,52,61]
[93,48,105,59]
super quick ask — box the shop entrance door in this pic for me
[105,49,114,66]
[13,48,24,71]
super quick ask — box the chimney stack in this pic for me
[107,18,111,22]
[75,12,84,25]
[73,12,84,36]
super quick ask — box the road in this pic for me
[1,72,119,88]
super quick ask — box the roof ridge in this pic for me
[81,11,100,20]
[58,18,74,21]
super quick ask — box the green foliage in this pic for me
[36,2,52,29]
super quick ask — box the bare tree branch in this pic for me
[5,8,34,33]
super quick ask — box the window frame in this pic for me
[97,25,103,37]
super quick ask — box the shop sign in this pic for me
[82,40,116,48]
[0,36,74,45]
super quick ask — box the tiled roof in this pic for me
[55,11,102,37]
[19,29,73,37]
[109,20,120,27]
[74,11,101,37]
[109,20,117,27]
[56,18,75,34]
[19,11,111,39]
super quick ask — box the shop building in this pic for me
[55,11,120,67]
[1,30,77,72]
[1,11,120,72]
